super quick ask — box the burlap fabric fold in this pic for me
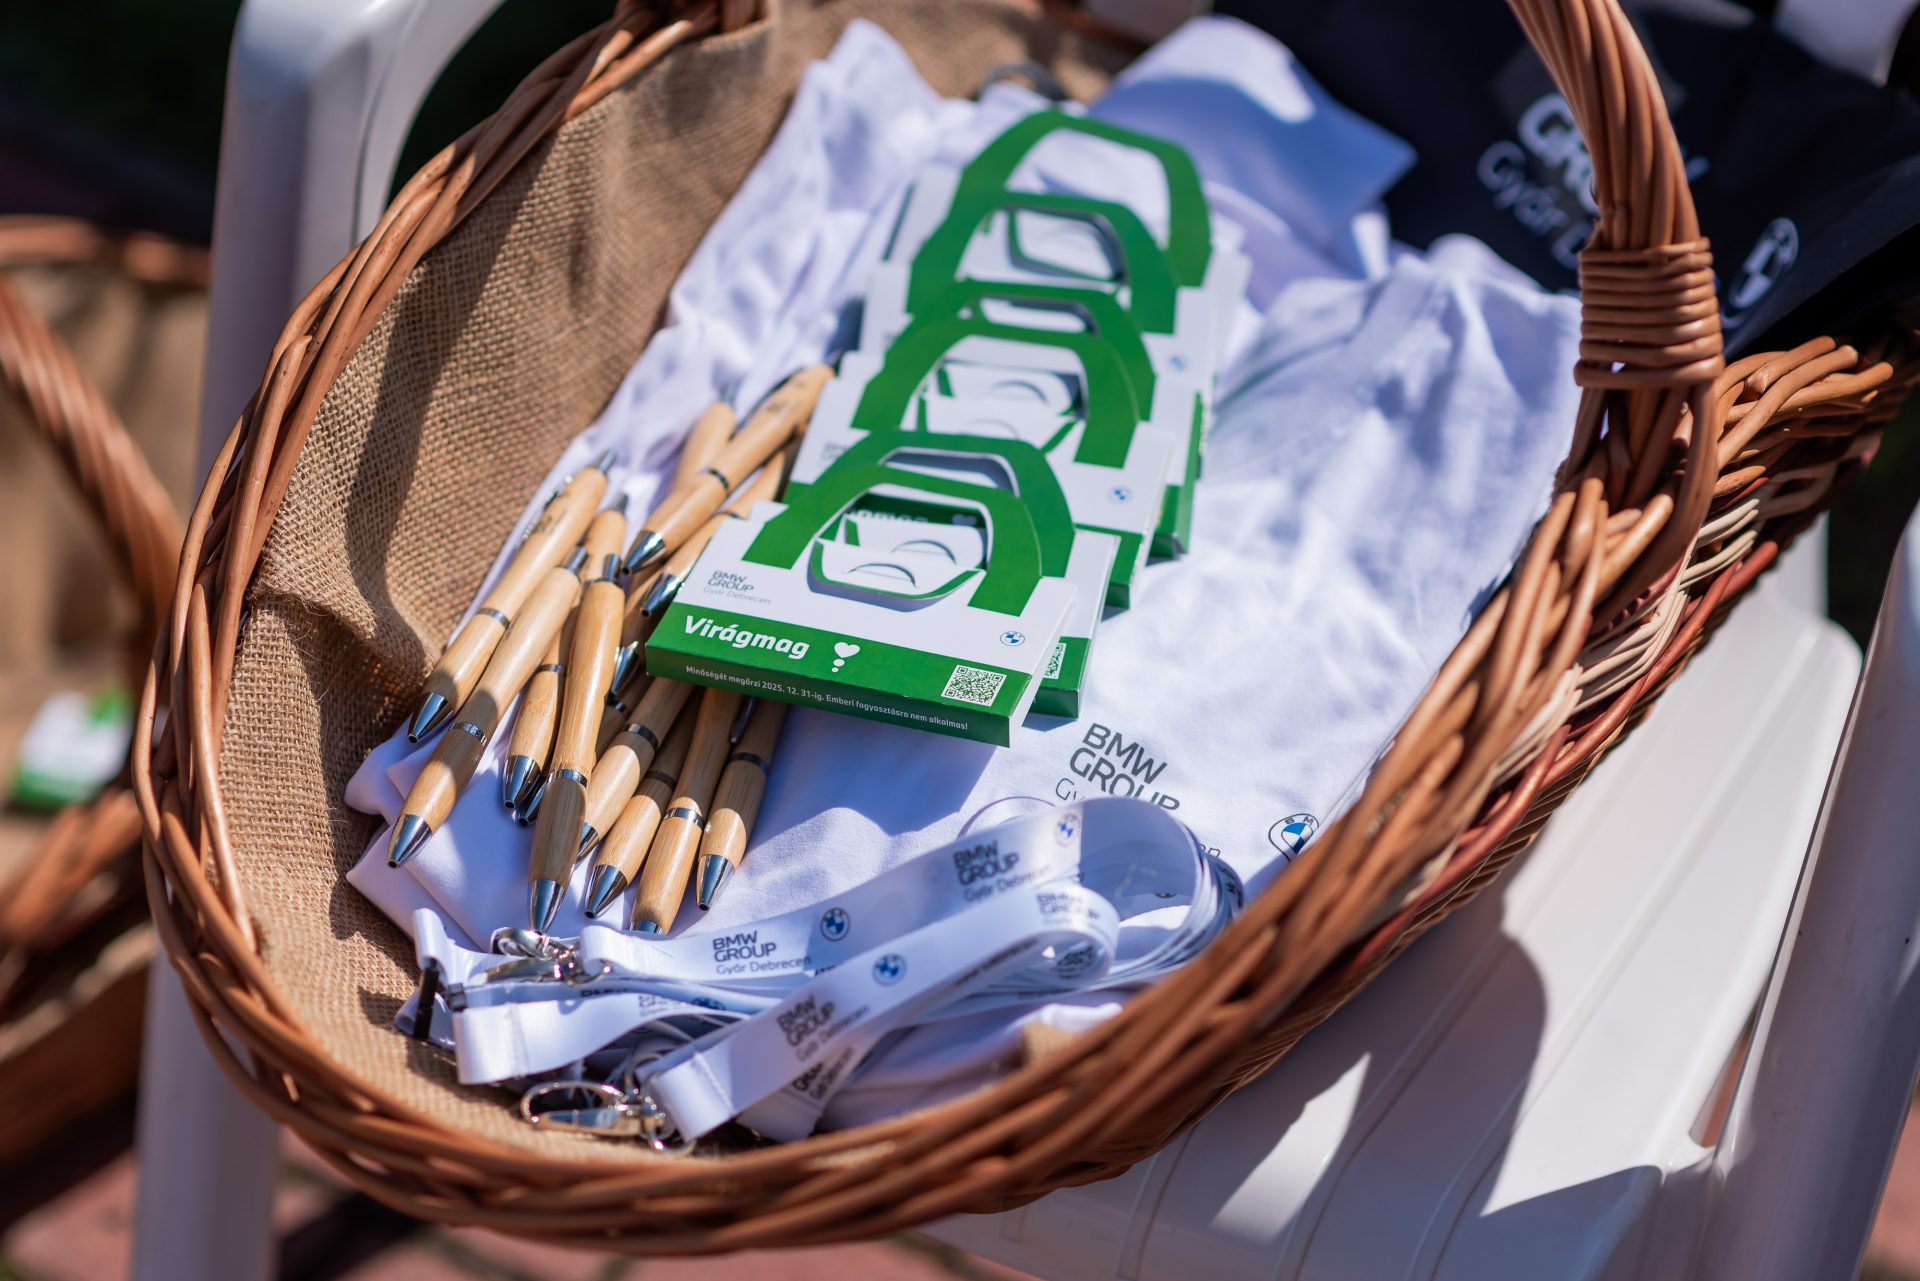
[217,0,1129,1154]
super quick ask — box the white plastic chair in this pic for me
[129,2,1920,1277]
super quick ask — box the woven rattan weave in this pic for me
[133,0,1916,1252]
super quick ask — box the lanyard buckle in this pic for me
[518,1081,689,1154]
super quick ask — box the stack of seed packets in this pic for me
[648,109,1251,744]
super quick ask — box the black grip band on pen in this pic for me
[643,769,677,787]
[624,723,661,751]
[699,466,733,491]
[727,751,770,772]
[553,768,588,787]
[453,721,489,744]
[666,806,707,828]
[534,663,564,675]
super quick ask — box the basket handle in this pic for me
[1507,0,1726,618]
[0,216,201,960]
[0,217,198,634]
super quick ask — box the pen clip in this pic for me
[729,697,757,744]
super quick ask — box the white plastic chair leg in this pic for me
[130,1,508,1274]
[128,965,279,1281]
[1696,500,1920,1280]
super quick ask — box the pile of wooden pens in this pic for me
[384,366,830,936]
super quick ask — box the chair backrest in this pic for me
[196,0,500,470]
[1695,497,1920,1281]
[197,4,1920,1277]
[1774,0,1920,84]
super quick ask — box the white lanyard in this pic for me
[412,797,1240,1129]
[650,881,1119,1141]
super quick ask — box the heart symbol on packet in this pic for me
[835,643,860,659]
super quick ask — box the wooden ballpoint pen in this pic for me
[501,630,563,812]
[628,686,742,933]
[524,501,628,931]
[580,676,693,859]
[514,499,630,822]
[388,551,584,866]
[636,446,790,619]
[582,713,695,921]
[621,365,829,574]
[674,401,737,487]
[606,401,741,694]
[609,447,792,701]
[408,450,614,741]
[694,697,788,911]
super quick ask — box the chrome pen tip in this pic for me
[695,855,733,911]
[630,918,664,935]
[592,448,618,474]
[388,814,432,867]
[503,755,538,811]
[564,547,589,574]
[608,642,640,695]
[622,529,667,576]
[640,572,682,618]
[407,692,450,743]
[517,776,547,825]
[583,866,629,919]
[608,492,630,516]
[529,879,565,935]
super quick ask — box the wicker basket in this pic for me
[0,216,202,1161]
[133,0,1917,1253]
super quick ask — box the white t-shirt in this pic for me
[346,16,1576,1123]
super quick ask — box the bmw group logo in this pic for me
[819,907,850,941]
[1000,630,1026,647]
[873,954,906,985]
[1055,813,1079,843]
[1267,813,1320,860]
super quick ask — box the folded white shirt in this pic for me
[347,16,1575,1129]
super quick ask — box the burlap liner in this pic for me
[219,0,1130,1156]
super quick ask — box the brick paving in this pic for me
[1869,1102,1920,1281]
[9,1096,1920,1278]
[0,1121,1034,1281]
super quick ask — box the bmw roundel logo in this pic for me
[1267,812,1320,860]
[1110,485,1132,503]
[819,907,850,941]
[1056,813,1079,843]
[873,953,906,985]
[1000,630,1026,647]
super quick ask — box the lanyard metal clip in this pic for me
[476,931,611,987]
[518,1081,689,1154]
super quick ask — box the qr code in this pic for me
[941,664,1006,706]
[1044,642,1065,680]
